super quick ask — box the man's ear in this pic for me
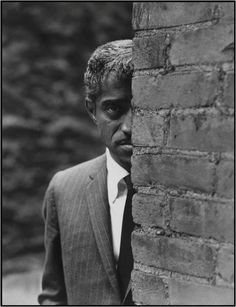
[85,98,97,125]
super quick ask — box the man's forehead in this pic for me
[101,72,131,89]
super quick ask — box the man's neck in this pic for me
[106,149,131,172]
[106,148,129,175]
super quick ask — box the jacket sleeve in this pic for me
[38,174,67,305]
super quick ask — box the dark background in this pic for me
[2,1,133,276]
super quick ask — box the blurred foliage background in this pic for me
[2,2,133,274]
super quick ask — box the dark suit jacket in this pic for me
[38,154,123,305]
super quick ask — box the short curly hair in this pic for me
[84,40,133,103]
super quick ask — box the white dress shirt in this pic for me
[106,148,129,263]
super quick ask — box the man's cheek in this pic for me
[98,125,110,145]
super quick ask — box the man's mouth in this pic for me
[117,140,133,152]
[118,139,132,146]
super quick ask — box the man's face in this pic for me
[87,75,132,171]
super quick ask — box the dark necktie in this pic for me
[117,175,135,305]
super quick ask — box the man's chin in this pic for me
[118,152,132,171]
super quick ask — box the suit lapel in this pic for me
[86,157,120,294]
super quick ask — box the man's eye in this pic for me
[108,106,119,112]
[105,104,121,114]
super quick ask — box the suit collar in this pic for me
[106,148,129,204]
[87,154,106,181]
[86,154,120,294]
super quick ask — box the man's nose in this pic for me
[121,108,132,135]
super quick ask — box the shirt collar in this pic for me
[106,148,129,204]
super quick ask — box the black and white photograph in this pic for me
[2,1,234,305]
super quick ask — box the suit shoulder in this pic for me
[50,153,106,190]
[57,153,106,177]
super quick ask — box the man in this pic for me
[38,40,135,305]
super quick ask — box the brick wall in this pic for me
[131,2,234,305]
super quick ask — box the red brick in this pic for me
[168,109,234,152]
[216,160,234,198]
[170,197,234,243]
[223,71,234,108]
[133,2,234,30]
[132,270,168,305]
[132,112,164,146]
[133,34,166,70]
[169,278,234,305]
[170,23,234,66]
[216,245,234,284]
[132,193,165,227]
[132,154,215,193]
[132,70,220,110]
[132,232,216,278]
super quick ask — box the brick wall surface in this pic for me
[131,2,234,305]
